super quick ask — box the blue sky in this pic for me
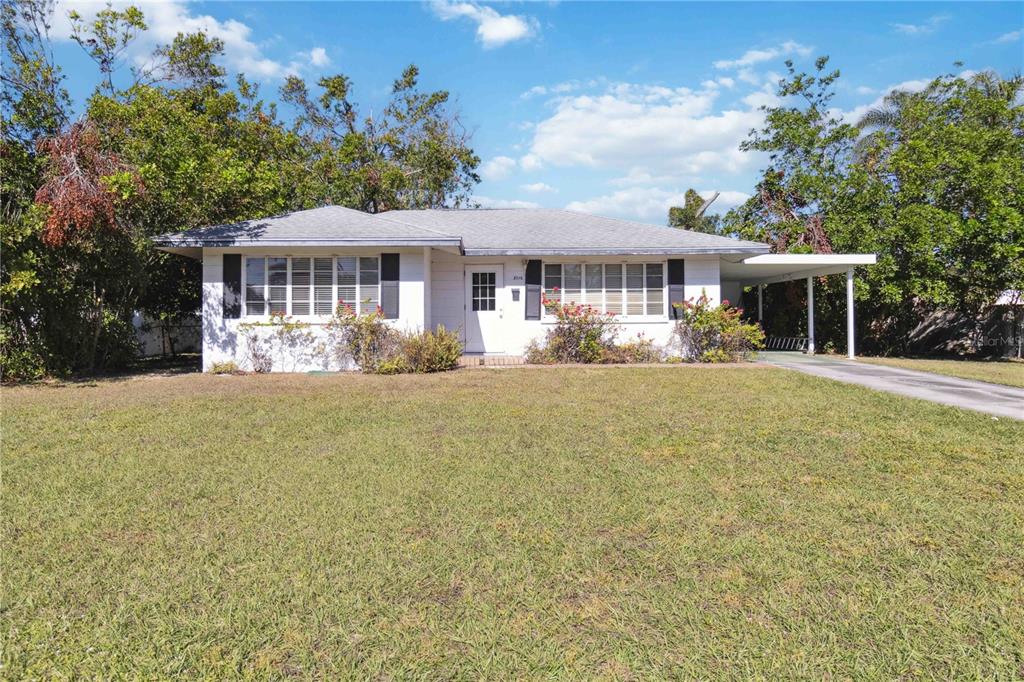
[51,1,1023,223]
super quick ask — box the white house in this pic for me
[154,206,875,371]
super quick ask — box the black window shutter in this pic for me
[668,259,685,320]
[381,253,400,319]
[525,259,541,320]
[223,254,241,319]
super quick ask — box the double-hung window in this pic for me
[242,255,380,318]
[542,262,667,319]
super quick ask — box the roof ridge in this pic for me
[372,210,460,238]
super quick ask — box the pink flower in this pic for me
[722,299,730,306]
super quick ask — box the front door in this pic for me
[465,265,504,353]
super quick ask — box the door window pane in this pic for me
[471,271,496,311]
[245,257,265,316]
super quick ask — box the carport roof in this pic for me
[721,254,878,286]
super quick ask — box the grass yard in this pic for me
[4,367,1023,679]
[857,356,1024,388]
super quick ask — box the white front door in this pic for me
[465,265,504,353]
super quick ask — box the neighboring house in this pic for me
[154,206,875,371]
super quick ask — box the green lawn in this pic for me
[4,368,1023,679]
[857,356,1024,388]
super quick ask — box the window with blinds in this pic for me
[243,256,380,318]
[542,262,667,318]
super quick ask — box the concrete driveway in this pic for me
[760,352,1024,420]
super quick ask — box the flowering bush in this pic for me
[671,293,765,363]
[527,292,620,364]
[328,303,462,374]
[326,303,401,372]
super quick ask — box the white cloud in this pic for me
[519,153,543,171]
[52,0,306,79]
[713,40,812,70]
[522,81,761,178]
[891,14,949,36]
[480,155,518,181]
[308,47,330,67]
[430,1,538,49]
[840,77,934,124]
[994,30,1021,44]
[521,182,556,193]
[854,85,877,96]
[565,187,750,221]
[473,195,541,209]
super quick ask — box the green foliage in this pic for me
[672,293,765,363]
[599,333,662,364]
[400,325,463,373]
[327,305,462,374]
[726,59,1023,354]
[208,360,240,375]
[527,295,621,364]
[1,1,479,380]
[281,63,480,212]
[668,189,722,234]
[327,304,401,373]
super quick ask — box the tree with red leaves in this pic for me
[33,120,141,246]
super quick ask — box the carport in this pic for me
[720,254,877,358]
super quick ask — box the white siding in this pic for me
[684,255,721,305]
[429,253,727,356]
[200,246,427,372]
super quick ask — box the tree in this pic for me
[281,65,480,213]
[1,1,481,379]
[668,189,722,234]
[725,58,1024,355]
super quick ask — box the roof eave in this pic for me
[153,237,463,249]
[462,246,770,257]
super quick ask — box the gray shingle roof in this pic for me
[154,205,769,255]
[152,205,460,247]
[384,208,768,255]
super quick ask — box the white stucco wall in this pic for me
[199,247,728,370]
[429,251,722,356]
[201,247,426,372]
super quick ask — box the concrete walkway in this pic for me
[760,352,1024,420]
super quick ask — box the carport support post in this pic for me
[806,276,815,354]
[757,284,763,322]
[846,267,855,358]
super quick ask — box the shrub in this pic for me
[326,304,401,373]
[327,305,462,374]
[401,325,462,373]
[209,360,241,375]
[1,327,47,383]
[601,334,662,364]
[671,293,765,363]
[530,293,620,364]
